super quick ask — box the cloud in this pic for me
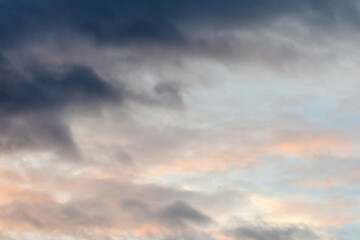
[0,113,77,156]
[0,52,188,157]
[0,61,116,113]
[0,1,359,239]
[159,200,212,226]
[0,179,217,234]
[115,151,134,166]
[0,0,359,51]
[122,199,212,228]
[154,82,184,109]
[125,81,185,110]
[0,200,112,230]
[0,55,118,156]
[226,220,333,240]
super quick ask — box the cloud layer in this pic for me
[0,0,359,239]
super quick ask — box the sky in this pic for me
[0,0,359,239]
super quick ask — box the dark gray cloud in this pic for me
[0,51,188,156]
[159,200,212,226]
[0,0,359,50]
[0,60,116,113]
[123,81,185,110]
[155,82,184,109]
[115,151,134,166]
[0,54,118,156]
[121,199,212,228]
[0,114,77,156]
[227,221,323,240]
[0,54,11,73]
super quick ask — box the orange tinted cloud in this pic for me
[265,132,354,157]
[285,178,338,190]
